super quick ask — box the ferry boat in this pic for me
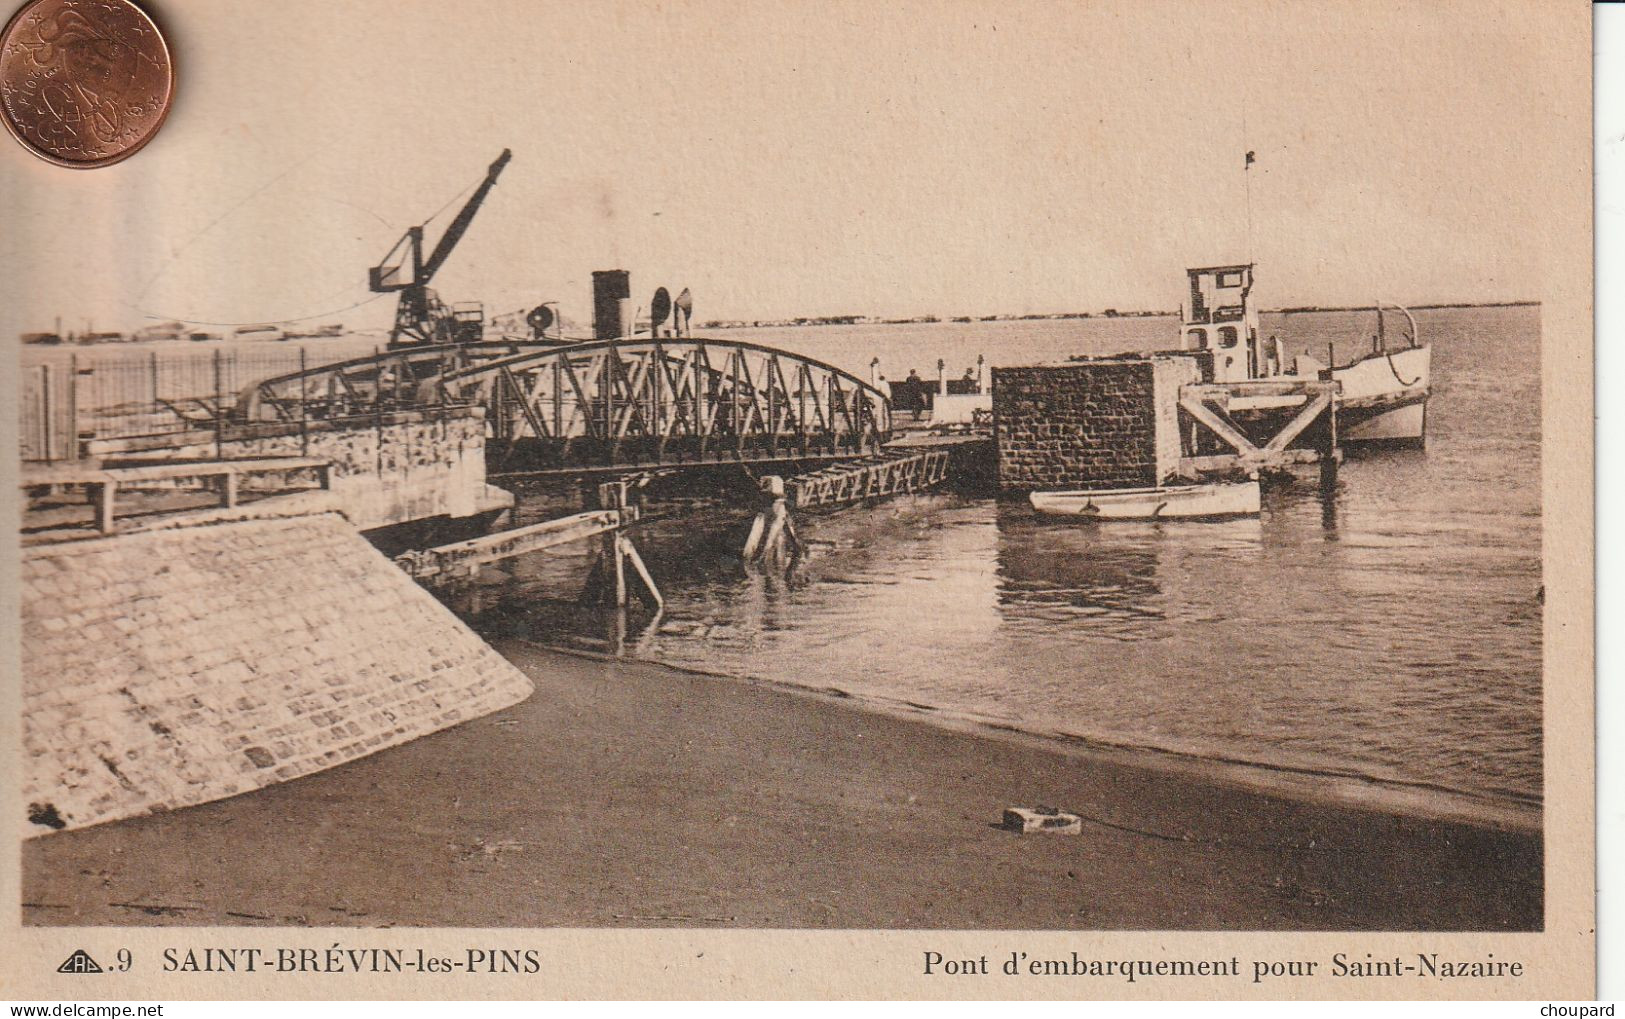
[1180,264,1431,444]
[1030,480,1260,520]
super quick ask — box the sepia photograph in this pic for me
[0,0,1596,1000]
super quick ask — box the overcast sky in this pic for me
[0,0,1573,332]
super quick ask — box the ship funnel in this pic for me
[592,270,632,340]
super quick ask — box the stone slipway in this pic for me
[21,509,533,835]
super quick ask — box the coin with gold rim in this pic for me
[0,0,173,168]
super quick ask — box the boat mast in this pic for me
[1239,2,1256,266]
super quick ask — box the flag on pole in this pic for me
[1245,150,1256,168]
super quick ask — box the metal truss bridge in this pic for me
[233,338,893,473]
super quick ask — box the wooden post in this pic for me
[213,348,224,460]
[93,481,117,533]
[1320,387,1340,490]
[220,469,239,508]
[40,365,53,462]
[595,478,628,606]
[68,353,80,458]
[621,537,663,609]
[607,604,627,656]
[299,345,309,456]
[612,533,628,606]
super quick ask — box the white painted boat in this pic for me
[1332,344,1431,443]
[1181,266,1431,445]
[1226,345,1432,442]
[1030,480,1261,519]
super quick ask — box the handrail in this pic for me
[21,456,334,534]
[21,456,332,486]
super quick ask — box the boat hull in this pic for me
[1029,481,1261,520]
[1341,393,1427,444]
[1333,345,1431,444]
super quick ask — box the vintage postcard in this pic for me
[0,0,1595,1001]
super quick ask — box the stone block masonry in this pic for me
[92,408,509,532]
[22,511,534,835]
[992,354,1203,492]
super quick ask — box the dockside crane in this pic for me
[369,148,513,348]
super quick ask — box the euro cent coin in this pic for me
[0,0,173,168]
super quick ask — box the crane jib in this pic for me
[421,148,512,279]
[369,149,513,347]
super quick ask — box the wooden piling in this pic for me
[92,481,116,534]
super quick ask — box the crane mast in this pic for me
[370,148,513,348]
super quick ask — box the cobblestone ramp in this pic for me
[21,512,534,835]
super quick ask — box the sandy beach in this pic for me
[22,640,1541,931]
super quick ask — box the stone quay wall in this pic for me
[22,511,534,835]
[992,354,1203,492]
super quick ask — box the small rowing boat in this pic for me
[1029,480,1260,520]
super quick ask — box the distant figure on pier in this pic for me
[890,368,931,416]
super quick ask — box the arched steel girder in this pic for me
[430,338,893,466]
[229,337,893,470]
[231,341,550,424]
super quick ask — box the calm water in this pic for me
[462,307,1543,819]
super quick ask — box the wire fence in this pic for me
[18,343,380,462]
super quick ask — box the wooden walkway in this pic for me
[787,447,952,509]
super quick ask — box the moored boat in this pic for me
[1284,312,1431,443]
[1180,265,1431,445]
[1029,480,1261,520]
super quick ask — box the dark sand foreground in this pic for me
[23,641,1541,930]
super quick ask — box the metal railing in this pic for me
[17,346,367,461]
